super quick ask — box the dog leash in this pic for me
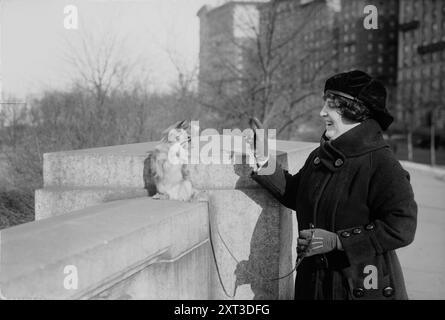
[208,210,315,298]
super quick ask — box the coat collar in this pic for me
[315,119,389,171]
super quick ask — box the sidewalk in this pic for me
[397,166,445,299]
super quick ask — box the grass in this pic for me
[0,154,35,230]
[0,188,35,230]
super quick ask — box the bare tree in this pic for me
[425,97,444,167]
[0,99,29,151]
[198,0,338,137]
[63,28,142,110]
[396,81,444,164]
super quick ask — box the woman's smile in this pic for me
[320,100,343,140]
[320,99,361,140]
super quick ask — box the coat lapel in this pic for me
[317,119,389,171]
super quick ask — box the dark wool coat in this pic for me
[252,119,417,300]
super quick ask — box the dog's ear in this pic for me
[161,120,187,136]
[176,120,190,132]
[160,121,180,142]
[176,120,186,129]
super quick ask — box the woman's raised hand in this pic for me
[248,117,269,166]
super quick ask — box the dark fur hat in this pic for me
[324,70,394,130]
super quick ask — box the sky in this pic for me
[0,0,225,99]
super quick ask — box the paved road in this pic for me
[397,168,445,300]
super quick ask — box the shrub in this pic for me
[0,188,34,230]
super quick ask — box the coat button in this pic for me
[334,159,344,167]
[365,223,375,231]
[353,288,365,298]
[383,286,394,297]
[352,228,362,235]
[314,157,320,165]
[341,231,351,238]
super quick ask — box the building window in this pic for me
[403,57,409,68]
[390,4,396,15]
[368,43,373,51]
[414,68,420,79]
[413,0,420,20]
[433,65,440,77]
[405,2,412,20]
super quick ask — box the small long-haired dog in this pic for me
[148,120,197,201]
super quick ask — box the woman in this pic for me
[250,70,417,300]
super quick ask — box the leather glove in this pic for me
[297,228,343,257]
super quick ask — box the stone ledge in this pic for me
[0,198,209,299]
[42,139,317,189]
[35,187,148,220]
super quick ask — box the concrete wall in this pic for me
[4,137,317,299]
[0,198,210,299]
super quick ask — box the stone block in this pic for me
[41,140,317,189]
[0,198,209,299]
[206,189,295,300]
[35,187,148,220]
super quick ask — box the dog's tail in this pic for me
[143,151,158,196]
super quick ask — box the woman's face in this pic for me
[320,98,355,140]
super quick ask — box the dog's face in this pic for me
[161,120,191,146]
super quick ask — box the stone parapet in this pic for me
[16,137,318,299]
[0,198,209,299]
[35,187,148,220]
